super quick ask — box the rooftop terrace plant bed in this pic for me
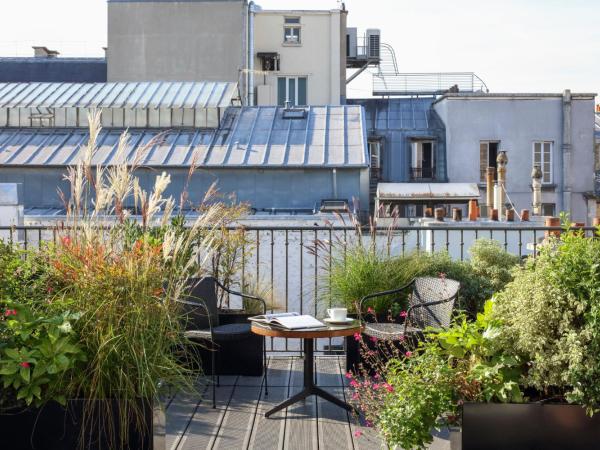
[346,222,600,450]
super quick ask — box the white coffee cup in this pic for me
[327,308,348,322]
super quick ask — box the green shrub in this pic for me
[469,239,520,292]
[328,247,428,313]
[493,230,600,411]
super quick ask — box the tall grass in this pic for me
[44,111,238,447]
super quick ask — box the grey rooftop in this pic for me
[0,81,237,110]
[0,105,368,168]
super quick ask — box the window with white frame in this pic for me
[277,77,307,106]
[479,141,499,182]
[284,17,301,44]
[533,141,553,184]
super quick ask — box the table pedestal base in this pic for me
[265,338,354,418]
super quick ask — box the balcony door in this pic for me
[411,140,436,180]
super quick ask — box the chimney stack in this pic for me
[496,151,508,218]
[531,165,543,215]
[32,46,60,58]
[486,167,495,218]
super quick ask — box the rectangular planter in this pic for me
[0,399,164,450]
[197,311,264,377]
[462,402,600,450]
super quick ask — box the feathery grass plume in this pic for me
[46,111,243,448]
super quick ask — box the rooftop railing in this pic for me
[1,224,592,354]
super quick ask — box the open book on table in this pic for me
[249,312,325,330]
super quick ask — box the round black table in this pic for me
[251,320,362,418]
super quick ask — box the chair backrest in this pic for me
[408,276,460,329]
[177,277,220,331]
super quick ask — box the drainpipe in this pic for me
[248,1,255,106]
[332,168,338,198]
[560,89,572,215]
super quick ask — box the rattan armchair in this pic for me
[359,276,460,341]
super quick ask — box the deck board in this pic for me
[166,356,449,450]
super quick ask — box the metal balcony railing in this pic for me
[1,223,587,354]
[373,72,489,96]
[410,167,436,180]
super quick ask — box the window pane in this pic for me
[288,78,296,105]
[277,77,286,106]
[298,77,307,105]
[480,142,488,181]
[285,17,300,24]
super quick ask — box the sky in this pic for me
[2,0,599,100]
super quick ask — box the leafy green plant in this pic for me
[493,227,600,412]
[0,303,85,407]
[350,301,523,449]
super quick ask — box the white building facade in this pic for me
[434,92,597,223]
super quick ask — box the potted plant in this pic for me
[0,113,236,449]
[347,225,600,450]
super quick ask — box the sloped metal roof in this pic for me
[377,183,480,201]
[348,97,441,131]
[0,106,368,168]
[0,81,237,109]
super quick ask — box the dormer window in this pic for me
[284,17,301,44]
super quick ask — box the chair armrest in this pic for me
[358,280,415,320]
[215,279,267,314]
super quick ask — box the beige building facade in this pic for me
[106,0,347,106]
[253,8,347,106]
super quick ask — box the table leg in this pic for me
[265,338,354,418]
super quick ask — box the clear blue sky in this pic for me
[2,0,599,100]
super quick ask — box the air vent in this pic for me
[366,29,380,60]
[320,199,349,213]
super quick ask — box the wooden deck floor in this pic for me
[165,356,451,450]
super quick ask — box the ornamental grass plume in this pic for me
[45,110,240,447]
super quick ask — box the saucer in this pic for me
[323,317,354,325]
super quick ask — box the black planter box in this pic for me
[462,402,600,450]
[0,399,164,450]
[196,311,264,377]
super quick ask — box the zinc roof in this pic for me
[0,105,368,168]
[0,81,237,110]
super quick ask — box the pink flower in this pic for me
[405,351,412,358]
[367,307,374,314]
[372,383,379,390]
[345,372,353,379]
[399,310,408,318]
[353,332,362,342]
[352,392,359,400]
[373,373,380,380]
[370,336,378,343]
[349,380,359,388]
[19,362,30,368]
[398,335,406,341]
[354,430,363,438]
[384,383,394,393]
[365,420,373,428]
[4,309,17,317]
[61,236,72,246]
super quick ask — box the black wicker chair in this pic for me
[359,276,460,341]
[176,276,268,408]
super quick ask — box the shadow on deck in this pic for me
[166,356,450,450]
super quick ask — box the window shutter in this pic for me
[298,77,307,106]
[277,78,286,106]
[479,142,488,181]
[543,142,552,183]
[288,78,296,105]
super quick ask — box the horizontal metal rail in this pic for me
[1,224,596,355]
